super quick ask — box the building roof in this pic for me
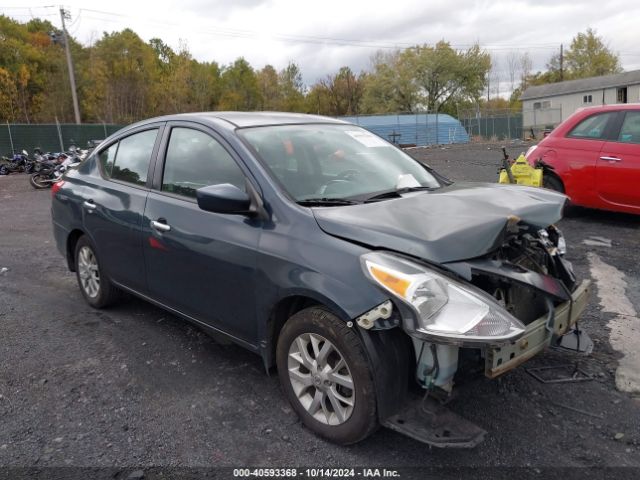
[521,70,640,100]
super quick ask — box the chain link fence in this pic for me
[522,107,563,138]
[0,123,125,155]
[459,109,524,140]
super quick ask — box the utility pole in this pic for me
[559,43,564,81]
[59,7,81,124]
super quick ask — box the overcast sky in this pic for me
[3,0,640,90]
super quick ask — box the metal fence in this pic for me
[0,123,125,155]
[522,107,563,134]
[459,109,524,140]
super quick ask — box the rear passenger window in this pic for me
[567,113,615,140]
[107,129,158,186]
[162,128,246,198]
[99,143,118,177]
[617,111,640,144]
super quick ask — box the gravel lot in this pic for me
[1,143,639,473]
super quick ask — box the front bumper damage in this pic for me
[485,279,591,378]
[381,279,591,449]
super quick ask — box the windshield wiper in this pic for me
[363,186,435,203]
[297,197,360,206]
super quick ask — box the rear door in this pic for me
[142,123,261,344]
[597,110,640,210]
[83,125,163,293]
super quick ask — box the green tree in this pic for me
[257,64,280,110]
[408,41,491,113]
[219,58,261,110]
[360,50,418,113]
[523,29,623,92]
[86,29,161,123]
[564,28,622,78]
[277,62,305,112]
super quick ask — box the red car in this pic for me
[526,104,640,215]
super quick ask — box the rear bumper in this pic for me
[485,279,591,378]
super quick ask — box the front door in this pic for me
[142,125,261,344]
[597,110,640,211]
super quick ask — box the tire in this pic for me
[542,174,565,193]
[276,306,378,445]
[74,235,120,308]
[0,165,8,176]
[30,173,51,189]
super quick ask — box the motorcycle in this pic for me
[0,150,32,175]
[29,153,82,189]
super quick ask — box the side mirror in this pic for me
[197,183,252,214]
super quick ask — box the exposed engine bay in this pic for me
[410,223,588,393]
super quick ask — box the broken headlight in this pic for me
[360,252,525,345]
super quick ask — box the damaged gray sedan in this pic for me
[52,113,590,448]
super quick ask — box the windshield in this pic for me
[239,124,440,202]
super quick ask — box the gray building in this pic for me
[520,70,640,134]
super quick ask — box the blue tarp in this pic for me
[338,113,469,146]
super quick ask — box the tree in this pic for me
[86,29,161,123]
[257,65,280,110]
[219,58,261,111]
[277,62,305,112]
[506,51,520,94]
[0,67,18,121]
[407,41,491,113]
[315,66,364,116]
[519,52,533,90]
[360,50,418,113]
[564,28,622,78]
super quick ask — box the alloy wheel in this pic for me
[287,333,355,426]
[78,245,100,298]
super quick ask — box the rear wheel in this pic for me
[74,235,120,308]
[276,307,378,445]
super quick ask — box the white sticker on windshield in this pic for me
[344,130,388,148]
[396,173,421,189]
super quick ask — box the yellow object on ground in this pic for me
[498,154,543,187]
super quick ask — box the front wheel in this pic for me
[276,307,378,445]
[30,173,51,189]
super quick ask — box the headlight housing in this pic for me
[361,252,526,345]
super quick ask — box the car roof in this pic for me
[575,103,640,114]
[128,111,349,130]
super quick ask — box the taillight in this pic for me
[51,180,65,197]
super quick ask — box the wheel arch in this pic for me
[543,168,565,191]
[265,294,412,424]
[66,229,85,272]
[264,294,338,369]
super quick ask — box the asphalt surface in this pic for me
[1,143,639,471]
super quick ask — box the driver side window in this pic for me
[162,128,246,198]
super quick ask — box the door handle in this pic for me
[599,156,622,162]
[83,200,97,210]
[150,219,171,232]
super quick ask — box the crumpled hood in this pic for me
[313,182,567,264]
